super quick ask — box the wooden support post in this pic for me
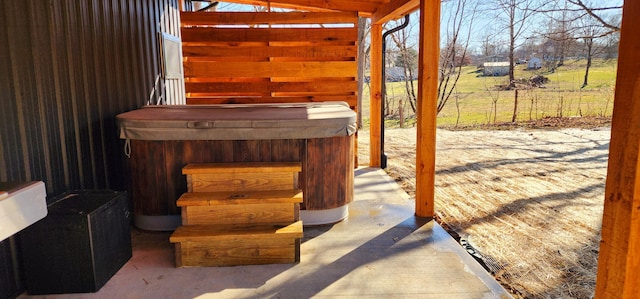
[369,23,383,167]
[595,2,640,298]
[415,0,439,218]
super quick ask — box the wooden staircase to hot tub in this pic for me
[169,162,303,267]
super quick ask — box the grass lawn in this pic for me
[360,58,617,128]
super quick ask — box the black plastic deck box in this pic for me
[0,237,23,299]
[20,190,132,295]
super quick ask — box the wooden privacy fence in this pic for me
[180,11,358,111]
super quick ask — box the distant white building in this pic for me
[483,62,510,76]
[528,57,542,69]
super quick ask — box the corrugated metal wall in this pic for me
[0,0,183,197]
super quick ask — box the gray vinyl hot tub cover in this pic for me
[116,102,357,140]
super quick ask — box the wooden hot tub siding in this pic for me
[128,136,353,217]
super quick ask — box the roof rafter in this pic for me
[372,0,419,24]
[214,0,388,16]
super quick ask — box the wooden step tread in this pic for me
[170,221,303,243]
[177,190,303,206]
[182,162,302,175]
[180,200,300,225]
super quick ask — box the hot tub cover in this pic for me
[117,102,357,140]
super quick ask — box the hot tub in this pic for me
[117,102,356,230]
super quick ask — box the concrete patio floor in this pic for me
[20,167,512,299]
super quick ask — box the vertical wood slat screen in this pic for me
[180,11,358,111]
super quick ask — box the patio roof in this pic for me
[191,0,420,23]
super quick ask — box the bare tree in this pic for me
[479,33,503,59]
[602,30,620,60]
[538,0,621,87]
[493,0,539,87]
[576,16,608,88]
[357,17,370,129]
[389,16,418,115]
[535,7,582,72]
[515,36,538,62]
[569,1,621,88]
[491,0,541,123]
[544,1,574,68]
[437,0,478,115]
[566,0,621,32]
[538,0,621,37]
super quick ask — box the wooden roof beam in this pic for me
[372,0,420,24]
[208,0,383,17]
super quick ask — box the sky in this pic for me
[437,0,624,53]
[209,0,623,55]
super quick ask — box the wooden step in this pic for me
[182,162,302,174]
[183,162,301,192]
[177,189,303,206]
[178,190,302,225]
[170,221,303,267]
[170,221,303,242]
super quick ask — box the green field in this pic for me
[361,58,617,128]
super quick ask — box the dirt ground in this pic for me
[357,123,611,298]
